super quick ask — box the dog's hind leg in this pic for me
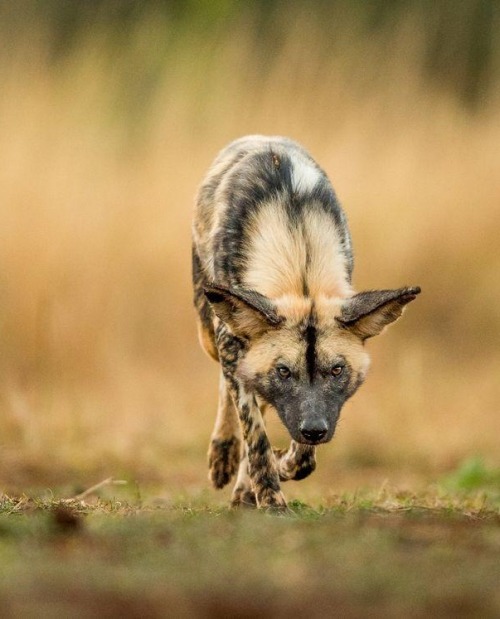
[208,371,242,489]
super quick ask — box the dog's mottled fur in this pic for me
[192,135,420,510]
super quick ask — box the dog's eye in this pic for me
[331,365,344,377]
[276,365,291,379]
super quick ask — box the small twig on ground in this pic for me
[6,495,30,514]
[63,477,128,502]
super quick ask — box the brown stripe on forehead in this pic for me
[305,305,317,383]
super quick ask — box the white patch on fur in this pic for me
[290,154,321,194]
[234,445,251,488]
[243,201,352,300]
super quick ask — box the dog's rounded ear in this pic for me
[336,286,421,340]
[204,284,284,337]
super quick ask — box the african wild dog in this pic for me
[192,135,420,510]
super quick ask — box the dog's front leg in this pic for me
[231,385,286,510]
[216,324,286,510]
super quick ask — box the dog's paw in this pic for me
[230,484,257,509]
[208,436,241,489]
[256,488,288,513]
[257,492,289,514]
[274,444,316,482]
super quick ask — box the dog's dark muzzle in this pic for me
[299,418,328,444]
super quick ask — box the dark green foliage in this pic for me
[1,0,498,109]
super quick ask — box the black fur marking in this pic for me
[249,433,269,458]
[301,276,310,297]
[215,323,247,382]
[274,152,294,196]
[305,325,317,383]
[208,437,241,489]
[305,308,317,383]
[293,461,316,481]
[254,470,281,493]
[301,231,311,296]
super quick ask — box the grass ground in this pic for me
[0,492,499,618]
[1,463,500,618]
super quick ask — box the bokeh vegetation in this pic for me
[0,0,499,498]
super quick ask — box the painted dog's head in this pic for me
[205,284,420,445]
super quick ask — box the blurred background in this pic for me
[0,0,499,498]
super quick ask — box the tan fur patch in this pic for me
[317,329,370,380]
[275,295,313,322]
[243,201,352,301]
[315,297,371,379]
[212,371,240,438]
[237,325,305,381]
[243,200,305,297]
[302,209,353,298]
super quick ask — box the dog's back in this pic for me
[193,136,354,352]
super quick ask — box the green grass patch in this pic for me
[441,456,500,493]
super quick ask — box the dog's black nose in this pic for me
[300,422,327,443]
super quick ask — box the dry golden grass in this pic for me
[0,8,499,492]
